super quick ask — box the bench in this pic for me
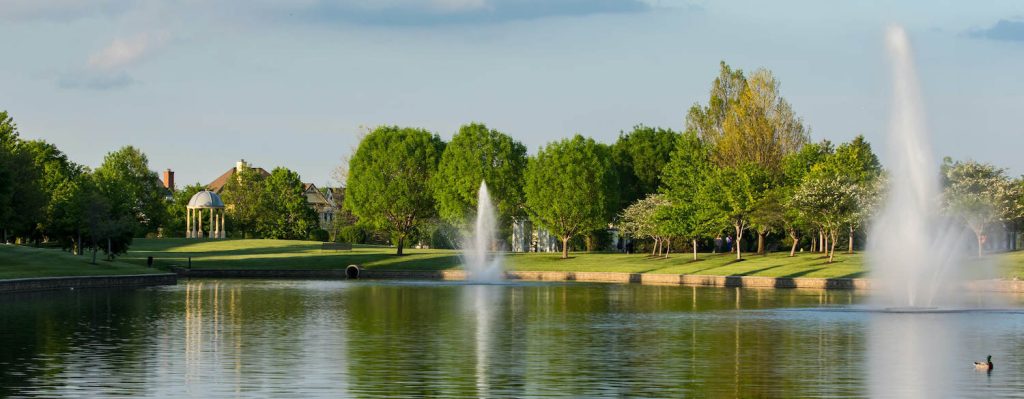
[321,242,353,251]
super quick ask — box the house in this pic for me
[205,159,339,231]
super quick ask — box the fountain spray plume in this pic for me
[463,181,504,282]
[867,26,968,308]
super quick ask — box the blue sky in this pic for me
[1,0,1023,186]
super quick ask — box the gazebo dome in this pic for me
[187,190,225,209]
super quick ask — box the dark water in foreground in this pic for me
[2,280,1024,398]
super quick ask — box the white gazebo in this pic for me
[187,190,226,239]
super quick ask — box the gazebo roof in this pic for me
[187,190,225,209]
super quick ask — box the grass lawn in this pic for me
[123,238,871,279]
[9,238,1022,280]
[0,244,162,280]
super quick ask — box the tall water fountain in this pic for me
[463,181,504,282]
[867,26,969,308]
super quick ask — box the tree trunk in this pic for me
[975,231,984,257]
[585,234,594,252]
[735,224,743,260]
[561,236,570,259]
[91,245,97,265]
[693,239,698,261]
[107,238,112,260]
[823,232,829,255]
[664,238,671,258]
[396,235,405,255]
[789,230,798,257]
[651,238,658,256]
[810,237,816,255]
[818,230,824,252]
[848,226,854,254]
[757,231,766,255]
[828,230,837,263]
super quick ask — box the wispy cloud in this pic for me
[87,32,169,71]
[58,31,168,90]
[968,19,1024,42]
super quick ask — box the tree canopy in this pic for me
[345,126,445,255]
[524,135,617,258]
[612,125,679,210]
[432,123,527,231]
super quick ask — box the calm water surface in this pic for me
[2,279,1024,398]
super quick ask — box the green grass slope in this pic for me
[0,244,161,279]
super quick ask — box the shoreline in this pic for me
[0,273,178,294]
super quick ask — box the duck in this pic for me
[974,355,994,371]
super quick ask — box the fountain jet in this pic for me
[463,181,504,282]
[867,26,968,308]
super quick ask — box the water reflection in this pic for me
[1,281,1023,397]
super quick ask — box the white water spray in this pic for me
[867,26,968,308]
[463,181,504,282]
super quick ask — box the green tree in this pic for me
[524,135,617,259]
[22,140,85,241]
[612,125,679,210]
[92,146,168,236]
[822,136,882,252]
[220,168,267,238]
[47,171,93,253]
[0,112,46,243]
[781,140,834,254]
[710,164,769,260]
[716,69,809,172]
[659,131,719,259]
[942,159,1023,257]
[345,126,445,255]
[163,183,206,238]
[432,123,527,234]
[686,61,746,146]
[258,167,319,240]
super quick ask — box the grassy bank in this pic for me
[123,238,870,279]
[9,238,1018,281]
[0,244,162,280]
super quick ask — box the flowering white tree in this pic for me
[942,160,1023,256]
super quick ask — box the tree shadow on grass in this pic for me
[781,267,826,278]
[730,265,784,276]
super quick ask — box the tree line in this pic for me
[342,62,1024,260]
[0,111,321,260]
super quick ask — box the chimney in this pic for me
[162,169,175,191]
[236,159,247,173]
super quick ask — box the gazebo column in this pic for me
[198,209,204,238]
[214,210,220,239]
[220,211,226,238]
[186,208,191,238]
[209,208,213,239]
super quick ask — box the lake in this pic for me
[2,279,1023,398]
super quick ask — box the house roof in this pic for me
[207,166,270,193]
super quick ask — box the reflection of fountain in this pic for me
[463,181,503,282]
[468,285,501,397]
[867,26,969,308]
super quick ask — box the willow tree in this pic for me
[345,126,445,255]
[524,135,616,259]
[432,123,527,233]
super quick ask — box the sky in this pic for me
[1,0,1023,187]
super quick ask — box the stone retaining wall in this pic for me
[0,273,177,294]
[173,268,349,279]
[168,267,1024,292]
